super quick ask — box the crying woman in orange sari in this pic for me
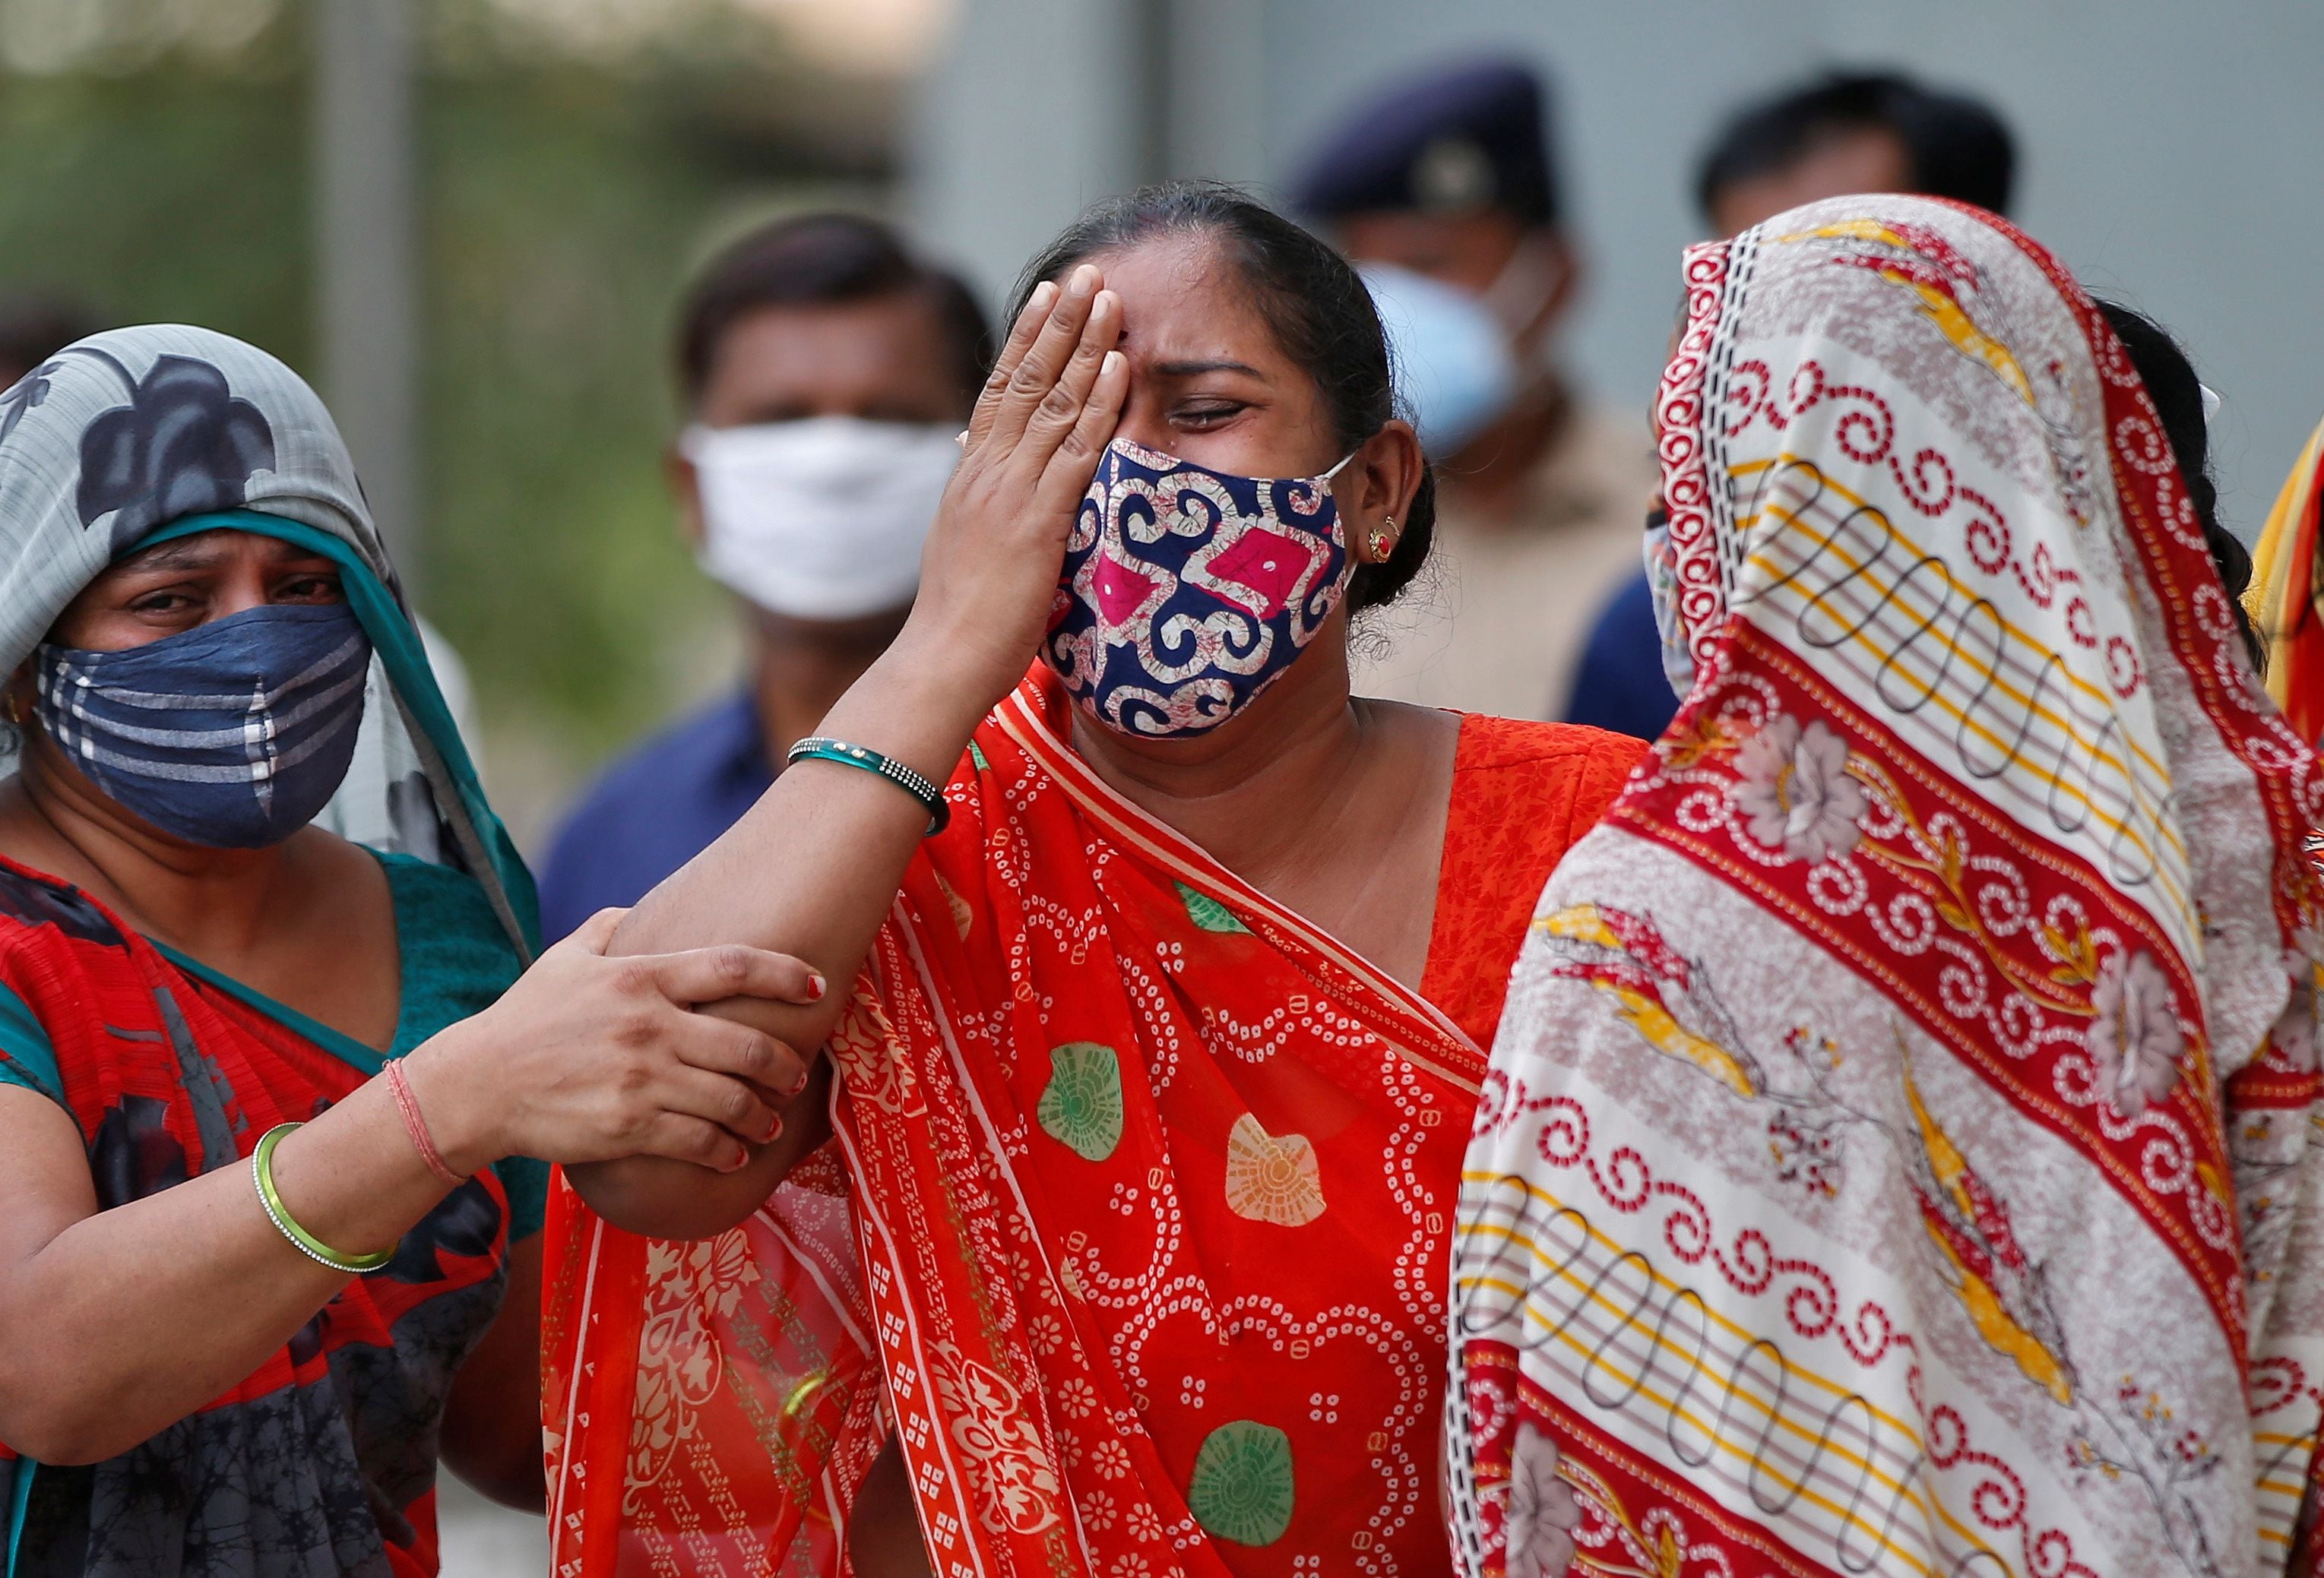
[543,182,1644,1577]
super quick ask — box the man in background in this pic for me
[1697,70,2015,239]
[1563,71,2017,740]
[537,213,989,939]
[1291,58,1660,722]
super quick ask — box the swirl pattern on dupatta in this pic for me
[1449,197,2324,1578]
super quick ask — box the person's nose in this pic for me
[212,568,275,618]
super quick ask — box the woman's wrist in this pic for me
[398,1026,502,1181]
[839,623,1009,776]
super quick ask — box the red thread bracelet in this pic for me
[386,1059,467,1187]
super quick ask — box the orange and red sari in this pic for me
[542,668,1640,1576]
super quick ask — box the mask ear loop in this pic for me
[1320,445,1400,561]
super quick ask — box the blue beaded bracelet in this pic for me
[786,736,950,836]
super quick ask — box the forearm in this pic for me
[0,1084,449,1463]
[0,811,846,1462]
[575,266,1125,1238]
[572,637,983,1237]
[613,631,983,1033]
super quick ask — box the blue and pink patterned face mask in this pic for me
[1045,436,1355,737]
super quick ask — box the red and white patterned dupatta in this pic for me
[1448,196,2324,1578]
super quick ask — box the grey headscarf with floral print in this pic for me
[0,323,535,952]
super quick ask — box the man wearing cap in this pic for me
[1292,56,1659,723]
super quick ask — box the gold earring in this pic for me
[3,691,21,726]
[1366,515,1398,562]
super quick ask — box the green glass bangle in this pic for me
[252,1121,397,1276]
[786,735,950,836]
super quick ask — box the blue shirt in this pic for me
[537,689,775,941]
[1559,567,1680,742]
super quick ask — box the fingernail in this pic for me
[724,1151,750,1173]
[1069,264,1097,297]
[807,972,826,1001]
[1031,280,1058,311]
[790,1067,810,1096]
[1101,350,1124,377]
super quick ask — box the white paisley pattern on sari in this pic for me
[1448,197,2324,1578]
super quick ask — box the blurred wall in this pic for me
[908,0,2324,537]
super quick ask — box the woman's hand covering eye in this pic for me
[555,268,1130,1239]
[908,264,1130,716]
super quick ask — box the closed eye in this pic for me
[1171,401,1249,432]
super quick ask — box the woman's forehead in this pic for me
[1097,235,1284,372]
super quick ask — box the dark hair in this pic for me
[0,293,101,386]
[1009,180,1436,613]
[1696,71,2015,220]
[2094,298,2261,670]
[676,213,993,410]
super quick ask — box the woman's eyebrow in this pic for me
[116,540,226,573]
[1151,357,1265,378]
[113,542,334,577]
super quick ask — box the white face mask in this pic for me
[1360,261,1518,456]
[682,416,961,621]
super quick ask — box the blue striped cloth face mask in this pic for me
[34,601,372,848]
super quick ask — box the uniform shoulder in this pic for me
[1548,401,1662,501]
